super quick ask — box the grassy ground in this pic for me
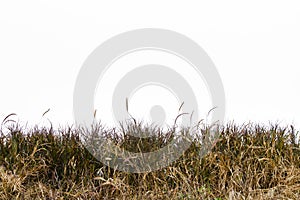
[0,116,299,199]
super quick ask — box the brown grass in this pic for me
[0,119,299,199]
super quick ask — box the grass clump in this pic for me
[0,118,299,199]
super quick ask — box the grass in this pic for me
[0,115,299,199]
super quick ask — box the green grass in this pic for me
[0,116,299,199]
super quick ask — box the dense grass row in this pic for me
[0,117,299,199]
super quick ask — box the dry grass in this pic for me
[0,118,299,199]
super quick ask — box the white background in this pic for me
[0,1,299,129]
